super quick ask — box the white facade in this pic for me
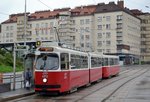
[0,23,16,43]
[94,11,140,55]
[138,14,150,63]
[0,5,141,56]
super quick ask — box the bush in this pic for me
[0,49,24,73]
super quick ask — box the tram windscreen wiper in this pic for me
[40,65,44,70]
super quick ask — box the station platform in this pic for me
[0,88,34,102]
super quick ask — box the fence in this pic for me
[1,72,25,90]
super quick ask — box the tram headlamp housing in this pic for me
[43,78,47,83]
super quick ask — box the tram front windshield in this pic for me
[35,53,59,70]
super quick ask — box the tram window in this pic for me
[97,58,102,66]
[110,58,113,65]
[61,53,69,70]
[91,57,100,68]
[104,58,108,66]
[115,58,119,65]
[71,54,88,69]
[35,53,59,70]
[81,56,88,68]
[71,54,80,69]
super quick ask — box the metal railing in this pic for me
[1,73,25,90]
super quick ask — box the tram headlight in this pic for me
[43,78,47,83]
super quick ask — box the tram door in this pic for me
[60,53,70,91]
[60,53,69,70]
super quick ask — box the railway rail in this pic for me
[8,66,149,102]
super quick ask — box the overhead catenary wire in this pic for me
[0,12,9,15]
[37,0,53,10]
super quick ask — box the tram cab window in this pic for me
[35,53,59,70]
[61,53,69,70]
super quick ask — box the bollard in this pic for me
[0,73,3,84]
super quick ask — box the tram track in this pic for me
[73,68,149,102]
[8,67,147,102]
[101,68,149,102]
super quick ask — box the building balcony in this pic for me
[116,19,122,21]
[117,44,130,50]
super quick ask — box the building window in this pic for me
[117,15,123,20]
[106,24,111,29]
[117,31,122,36]
[106,40,111,46]
[141,19,148,24]
[72,20,75,24]
[80,27,84,33]
[97,41,102,46]
[117,40,122,44]
[45,23,48,35]
[81,35,84,40]
[106,49,111,53]
[106,16,111,21]
[80,20,84,25]
[98,25,102,30]
[106,32,111,38]
[117,23,122,29]
[86,43,90,47]
[10,26,13,30]
[85,19,90,24]
[97,49,102,52]
[81,43,84,47]
[98,33,102,38]
[10,33,13,37]
[6,26,9,30]
[50,22,54,27]
[97,17,102,22]
[36,24,39,28]
[141,27,146,31]
[85,35,90,40]
[6,33,9,38]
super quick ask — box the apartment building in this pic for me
[131,9,150,63]
[0,0,141,64]
[93,1,140,64]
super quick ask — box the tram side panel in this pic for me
[90,67,102,82]
[102,56,120,78]
[90,56,103,82]
[69,69,89,89]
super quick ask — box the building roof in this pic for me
[71,5,96,16]
[95,1,132,15]
[1,1,139,24]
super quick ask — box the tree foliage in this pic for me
[0,49,23,72]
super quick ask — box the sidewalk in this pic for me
[0,88,35,102]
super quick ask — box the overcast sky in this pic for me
[0,0,149,23]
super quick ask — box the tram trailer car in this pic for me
[102,55,120,78]
[89,53,103,83]
[34,46,119,94]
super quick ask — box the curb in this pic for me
[0,91,35,102]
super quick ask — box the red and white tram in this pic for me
[34,45,119,94]
[102,55,120,78]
